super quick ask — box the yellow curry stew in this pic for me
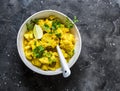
[23,15,75,71]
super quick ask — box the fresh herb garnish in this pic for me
[55,33,61,38]
[33,45,44,58]
[49,58,56,63]
[31,19,39,24]
[43,52,56,63]
[65,16,79,29]
[65,18,73,29]
[44,52,52,58]
[49,31,53,34]
[52,20,61,31]
[26,22,34,30]
[26,19,39,31]
[43,24,50,31]
[73,16,79,23]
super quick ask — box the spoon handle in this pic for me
[56,45,71,78]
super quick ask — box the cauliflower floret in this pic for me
[39,57,49,64]
[24,50,32,60]
[60,33,75,51]
[24,46,31,50]
[41,33,59,48]
[27,39,36,50]
[41,65,48,70]
[45,19,52,28]
[61,49,69,59]
[24,31,34,41]
[62,28,69,33]
[32,59,41,67]
[38,19,45,28]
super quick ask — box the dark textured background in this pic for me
[0,0,120,91]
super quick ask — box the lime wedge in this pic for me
[33,24,43,39]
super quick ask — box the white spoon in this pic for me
[56,45,71,78]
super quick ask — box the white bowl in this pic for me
[17,10,82,75]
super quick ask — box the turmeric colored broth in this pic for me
[23,16,75,71]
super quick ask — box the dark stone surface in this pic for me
[0,0,120,91]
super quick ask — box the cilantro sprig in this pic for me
[65,16,79,29]
[73,16,79,23]
[26,19,39,31]
[52,20,61,31]
[43,24,50,31]
[65,18,74,29]
[33,45,44,58]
